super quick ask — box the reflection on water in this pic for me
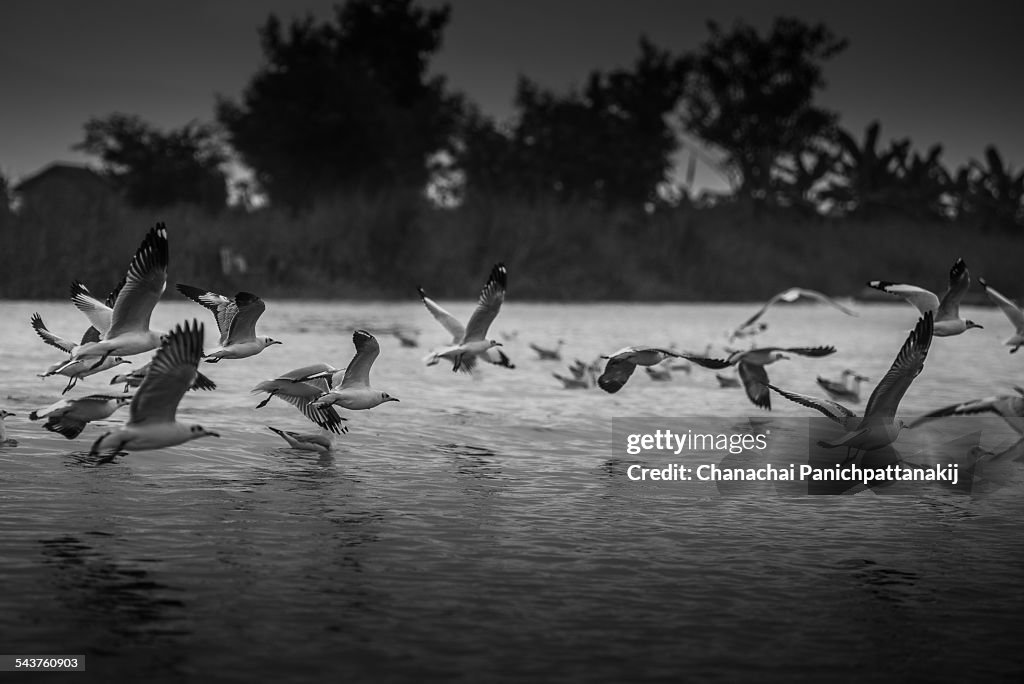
[2,301,1024,682]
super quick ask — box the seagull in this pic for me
[907,387,1024,435]
[267,426,333,454]
[297,331,399,411]
[868,258,982,336]
[175,284,281,361]
[645,365,673,382]
[71,224,170,369]
[393,330,419,348]
[420,263,508,373]
[816,369,871,403]
[552,372,590,389]
[730,288,856,341]
[680,346,837,409]
[768,312,934,455]
[978,277,1024,353]
[110,361,216,393]
[530,340,565,361]
[597,347,686,394]
[31,313,129,393]
[716,372,741,389]
[252,364,348,434]
[88,320,220,458]
[1,410,16,447]
[29,394,132,439]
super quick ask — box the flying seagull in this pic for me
[252,364,348,434]
[89,320,220,459]
[680,345,837,409]
[768,311,934,455]
[730,288,856,341]
[31,313,129,393]
[597,347,686,394]
[420,263,508,373]
[30,394,132,440]
[868,258,981,336]
[295,330,399,411]
[176,284,282,361]
[978,277,1023,353]
[907,386,1024,435]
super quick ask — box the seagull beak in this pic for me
[272,340,283,346]
[207,431,221,438]
[388,397,400,403]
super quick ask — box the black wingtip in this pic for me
[489,262,508,289]
[977,276,988,288]
[416,286,427,300]
[949,258,967,282]
[235,292,260,307]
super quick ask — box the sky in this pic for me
[2,0,1023,194]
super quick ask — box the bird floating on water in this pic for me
[267,426,333,454]
[816,369,871,403]
[868,258,981,337]
[1,410,17,447]
[530,340,565,361]
[176,284,282,362]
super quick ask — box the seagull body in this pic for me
[30,394,131,439]
[816,369,870,403]
[868,258,982,337]
[89,320,220,457]
[681,346,837,409]
[176,284,281,361]
[730,288,856,341]
[1,410,16,447]
[978,277,1024,353]
[252,364,348,434]
[530,340,565,361]
[302,331,399,411]
[31,313,129,393]
[769,312,934,454]
[72,224,170,366]
[907,387,1024,435]
[597,347,685,394]
[267,426,332,454]
[419,263,508,373]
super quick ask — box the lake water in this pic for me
[1,299,1023,683]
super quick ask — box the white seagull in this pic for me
[680,345,837,409]
[530,340,565,361]
[978,277,1024,353]
[31,313,129,393]
[1,410,16,447]
[730,288,856,341]
[907,387,1024,435]
[30,394,132,440]
[597,347,686,394]
[89,320,220,458]
[72,224,170,368]
[297,330,399,411]
[816,369,871,403]
[267,426,333,454]
[768,311,934,455]
[420,263,508,373]
[176,284,282,361]
[252,364,348,434]
[868,258,982,336]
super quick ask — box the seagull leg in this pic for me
[88,352,111,371]
[255,391,277,409]
[62,376,77,394]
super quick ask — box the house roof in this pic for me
[13,163,109,193]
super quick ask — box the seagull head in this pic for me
[966,320,983,330]
[1,410,14,419]
[771,352,789,362]
[113,357,130,366]
[379,392,399,404]
[263,337,283,347]
[487,340,503,349]
[189,424,220,439]
[115,396,132,408]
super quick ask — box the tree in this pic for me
[217,0,463,208]
[820,121,910,217]
[74,113,228,212]
[456,38,688,208]
[680,18,847,207]
[959,146,1024,231]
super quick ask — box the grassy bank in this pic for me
[2,194,1022,301]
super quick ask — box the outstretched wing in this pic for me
[176,283,235,343]
[341,330,380,389]
[69,280,114,335]
[936,258,970,321]
[107,224,169,337]
[129,319,203,425]
[30,313,75,353]
[225,292,266,344]
[778,346,837,358]
[417,287,465,343]
[766,383,857,426]
[463,263,507,342]
[863,312,934,419]
[597,357,637,394]
[676,353,733,370]
[978,277,1024,332]
[738,362,771,410]
[867,281,940,315]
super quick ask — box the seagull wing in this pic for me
[597,357,637,393]
[224,292,266,344]
[766,383,857,426]
[676,353,733,370]
[418,287,465,343]
[30,313,75,353]
[107,224,169,337]
[863,311,934,419]
[936,258,970,321]
[340,330,380,389]
[906,396,1006,428]
[867,281,940,314]
[738,362,771,409]
[463,263,507,342]
[778,346,837,358]
[176,283,236,344]
[128,319,202,425]
[978,278,1024,332]
[277,388,347,434]
[69,280,114,335]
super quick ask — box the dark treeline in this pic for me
[2,0,1023,300]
